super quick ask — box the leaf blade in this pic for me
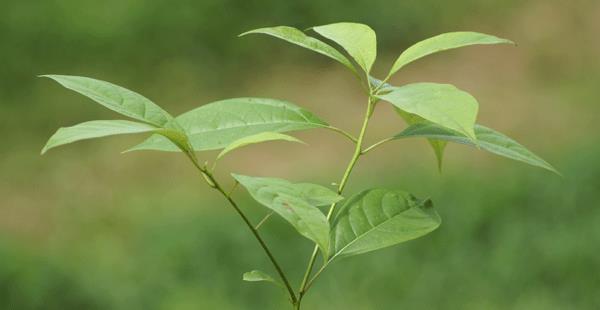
[41,75,174,127]
[128,98,328,152]
[242,270,283,288]
[389,31,514,77]
[312,22,377,73]
[377,83,479,141]
[41,120,158,154]
[233,174,342,257]
[217,132,304,160]
[240,26,356,73]
[394,123,559,174]
[331,189,440,260]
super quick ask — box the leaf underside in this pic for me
[233,174,342,258]
[394,123,559,174]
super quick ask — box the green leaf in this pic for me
[41,75,174,127]
[388,32,514,78]
[41,120,157,154]
[395,109,447,171]
[128,98,329,152]
[377,83,478,141]
[240,26,356,73]
[331,189,440,260]
[233,174,342,257]
[217,132,304,160]
[394,123,560,174]
[242,270,283,288]
[312,22,377,73]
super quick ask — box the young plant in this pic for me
[41,22,558,309]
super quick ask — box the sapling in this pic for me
[41,22,558,309]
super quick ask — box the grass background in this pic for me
[1,0,599,309]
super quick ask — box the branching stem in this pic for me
[186,156,298,305]
[296,89,376,306]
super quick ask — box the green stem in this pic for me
[297,94,376,303]
[187,157,298,305]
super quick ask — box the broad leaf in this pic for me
[331,189,440,260]
[128,98,328,152]
[233,174,343,257]
[242,270,282,288]
[41,75,174,127]
[377,83,478,141]
[41,120,157,154]
[388,32,514,77]
[217,132,304,160]
[394,123,559,174]
[240,26,356,73]
[396,109,447,171]
[312,23,377,73]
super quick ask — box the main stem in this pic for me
[187,158,297,305]
[297,95,375,306]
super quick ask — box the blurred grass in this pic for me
[1,0,599,309]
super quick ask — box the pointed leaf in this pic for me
[217,132,304,160]
[233,174,342,257]
[395,109,447,170]
[377,83,478,141]
[41,120,157,154]
[394,123,559,174]
[331,189,440,260]
[388,32,514,77]
[242,270,283,288]
[41,75,174,127]
[240,26,356,73]
[312,23,377,73]
[128,98,329,152]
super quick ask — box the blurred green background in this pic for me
[1,0,599,309]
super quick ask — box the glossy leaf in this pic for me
[377,83,479,141]
[128,98,329,152]
[312,22,377,73]
[242,270,283,288]
[240,26,356,73]
[41,75,174,127]
[394,123,559,174]
[388,32,514,77]
[331,189,440,260]
[233,174,342,257]
[41,120,157,154]
[217,132,304,160]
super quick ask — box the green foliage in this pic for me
[394,123,559,174]
[243,270,283,289]
[387,32,514,78]
[217,132,304,160]
[128,97,332,153]
[42,75,175,127]
[331,189,440,260]
[311,23,377,74]
[233,174,340,257]
[239,26,356,73]
[377,83,479,141]
[40,21,557,309]
[41,120,157,154]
